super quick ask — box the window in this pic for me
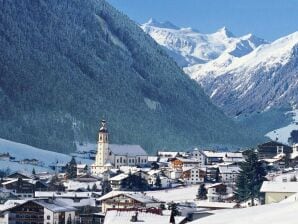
[47,215,51,220]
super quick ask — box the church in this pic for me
[91,120,148,175]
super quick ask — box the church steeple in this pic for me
[92,119,110,175]
[98,119,108,143]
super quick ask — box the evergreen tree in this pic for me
[92,183,98,191]
[235,150,266,206]
[66,157,77,179]
[155,174,162,189]
[290,176,297,182]
[32,168,36,176]
[168,202,180,223]
[101,180,112,195]
[197,184,207,200]
[86,185,91,192]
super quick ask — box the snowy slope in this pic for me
[266,109,298,144]
[142,19,298,117]
[0,138,93,173]
[141,19,267,67]
[189,32,298,116]
[190,200,298,224]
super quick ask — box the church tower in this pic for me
[91,120,111,175]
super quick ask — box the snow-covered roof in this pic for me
[202,151,243,158]
[148,156,158,162]
[109,173,129,181]
[109,144,147,156]
[144,185,198,203]
[190,200,298,224]
[219,166,240,174]
[0,199,76,213]
[260,181,298,193]
[157,151,179,157]
[104,210,186,224]
[34,191,95,198]
[175,157,199,163]
[35,200,77,212]
[195,201,237,209]
[98,191,160,204]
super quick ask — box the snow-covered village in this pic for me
[1,119,298,224]
[1,0,298,224]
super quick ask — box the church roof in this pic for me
[109,144,147,156]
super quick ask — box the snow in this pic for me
[141,19,267,68]
[190,201,298,224]
[0,138,93,173]
[265,109,298,144]
[104,210,178,224]
[142,19,298,117]
[260,181,298,193]
[144,185,199,203]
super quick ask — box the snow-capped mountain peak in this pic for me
[215,26,234,38]
[141,19,267,67]
[142,19,298,117]
[143,18,180,30]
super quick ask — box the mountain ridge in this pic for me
[0,0,259,154]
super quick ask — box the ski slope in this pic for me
[0,138,93,173]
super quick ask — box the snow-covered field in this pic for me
[266,109,298,144]
[190,200,298,224]
[145,185,199,203]
[0,138,93,173]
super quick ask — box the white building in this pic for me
[0,199,76,224]
[219,166,240,183]
[183,167,206,185]
[91,120,148,175]
[192,149,207,165]
[97,191,162,213]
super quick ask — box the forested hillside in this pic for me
[0,0,261,153]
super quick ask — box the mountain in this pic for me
[0,0,258,154]
[187,32,298,116]
[142,20,298,117]
[141,20,267,67]
[0,138,93,173]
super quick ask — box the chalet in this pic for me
[202,151,244,165]
[192,149,207,165]
[0,199,76,224]
[170,157,200,170]
[109,170,149,190]
[146,170,171,188]
[1,178,47,199]
[219,166,240,183]
[206,183,227,202]
[182,167,206,184]
[6,172,31,179]
[260,181,298,204]
[76,164,88,176]
[34,191,100,208]
[257,141,292,159]
[97,191,162,213]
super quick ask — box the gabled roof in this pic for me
[7,172,31,179]
[260,181,298,193]
[0,199,76,213]
[109,144,147,156]
[104,210,186,224]
[98,191,160,204]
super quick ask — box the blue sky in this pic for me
[107,0,298,41]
